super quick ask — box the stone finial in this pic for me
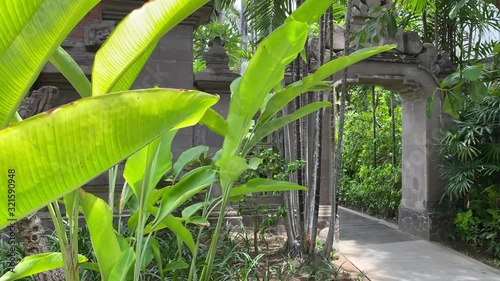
[84,20,116,47]
[194,37,240,94]
[205,37,230,69]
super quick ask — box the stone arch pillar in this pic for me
[304,0,456,241]
[325,56,453,240]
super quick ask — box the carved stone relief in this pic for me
[19,86,59,119]
[84,20,116,47]
[394,30,423,55]
[418,43,455,77]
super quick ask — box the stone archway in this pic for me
[327,57,452,241]
[311,0,455,241]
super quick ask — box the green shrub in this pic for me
[339,88,402,220]
[340,164,401,219]
[440,96,500,258]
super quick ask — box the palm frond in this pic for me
[244,0,290,43]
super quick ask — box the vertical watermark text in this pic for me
[6,168,17,272]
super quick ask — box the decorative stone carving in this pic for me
[437,50,455,75]
[19,86,59,119]
[418,43,441,76]
[84,20,116,47]
[205,37,230,69]
[195,37,240,94]
[418,43,454,77]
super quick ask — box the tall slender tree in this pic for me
[323,0,353,257]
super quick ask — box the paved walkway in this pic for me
[338,207,500,281]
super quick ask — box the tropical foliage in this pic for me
[440,95,500,258]
[339,88,402,220]
[0,0,394,280]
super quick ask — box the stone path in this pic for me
[338,207,500,281]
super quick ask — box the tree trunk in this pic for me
[391,91,397,165]
[282,102,298,249]
[17,214,65,281]
[308,13,327,254]
[323,0,353,257]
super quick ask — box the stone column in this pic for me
[398,85,452,241]
[194,37,241,225]
[34,2,213,203]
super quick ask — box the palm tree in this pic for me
[215,0,294,44]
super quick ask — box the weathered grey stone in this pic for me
[418,43,441,76]
[18,86,59,119]
[307,37,333,70]
[398,204,454,242]
[269,224,286,234]
[395,30,424,55]
[437,50,456,76]
[317,227,329,240]
[326,25,346,51]
[84,20,116,47]
[195,37,240,94]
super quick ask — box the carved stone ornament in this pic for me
[19,86,59,119]
[394,30,424,55]
[205,37,229,69]
[84,20,116,47]
[418,43,455,77]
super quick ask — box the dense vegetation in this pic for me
[339,88,402,220]
[439,43,500,259]
[1,0,499,280]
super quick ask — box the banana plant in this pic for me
[197,0,396,278]
[0,0,395,280]
[0,0,214,280]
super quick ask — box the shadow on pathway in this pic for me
[338,207,500,281]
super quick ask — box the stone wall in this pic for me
[34,2,212,206]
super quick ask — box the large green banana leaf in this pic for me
[285,0,334,24]
[257,45,396,127]
[80,189,135,281]
[0,0,99,127]
[222,21,309,158]
[124,130,178,198]
[242,101,331,155]
[92,0,208,95]
[0,89,218,229]
[0,253,88,281]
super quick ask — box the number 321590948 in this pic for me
[7,169,15,217]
